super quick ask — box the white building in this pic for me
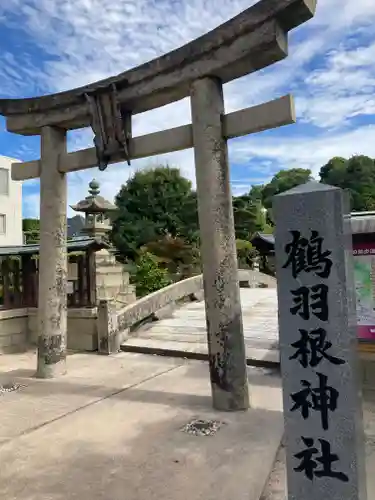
[0,156,23,246]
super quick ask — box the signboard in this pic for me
[353,242,375,340]
[273,184,366,500]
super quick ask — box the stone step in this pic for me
[121,337,280,365]
[132,328,278,351]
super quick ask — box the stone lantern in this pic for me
[70,179,135,306]
[70,178,117,240]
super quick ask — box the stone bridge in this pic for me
[98,270,279,366]
[0,269,278,361]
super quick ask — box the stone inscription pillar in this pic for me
[273,182,367,500]
[190,77,249,411]
[36,126,68,378]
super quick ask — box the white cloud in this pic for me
[296,40,375,128]
[0,0,375,216]
[230,125,375,178]
[297,94,375,129]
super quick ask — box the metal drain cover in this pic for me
[0,382,24,394]
[182,419,224,436]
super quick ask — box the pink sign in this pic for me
[353,242,375,340]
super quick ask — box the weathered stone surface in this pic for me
[117,275,204,332]
[191,77,249,412]
[273,182,367,500]
[190,290,205,302]
[29,308,98,352]
[239,280,251,288]
[36,127,68,379]
[97,300,120,355]
[121,288,280,365]
[115,270,274,337]
[151,304,176,321]
[12,95,295,180]
[94,249,136,306]
[238,269,277,288]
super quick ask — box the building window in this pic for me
[0,214,6,234]
[0,168,9,196]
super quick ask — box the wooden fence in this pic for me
[0,251,96,310]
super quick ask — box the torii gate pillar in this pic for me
[191,77,249,411]
[36,126,68,378]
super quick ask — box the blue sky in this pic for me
[0,0,375,219]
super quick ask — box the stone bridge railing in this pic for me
[97,269,276,354]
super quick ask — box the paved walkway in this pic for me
[122,289,279,364]
[2,351,375,499]
[0,351,283,500]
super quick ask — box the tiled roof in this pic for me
[0,236,109,256]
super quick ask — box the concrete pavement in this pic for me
[2,351,375,498]
[0,351,283,500]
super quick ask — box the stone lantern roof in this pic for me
[70,179,117,214]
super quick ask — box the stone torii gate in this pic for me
[0,0,316,411]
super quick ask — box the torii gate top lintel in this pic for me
[0,0,316,137]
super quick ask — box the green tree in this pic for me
[144,234,201,280]
[232,194,265,241]
[131,251,172,297]
[22,218,40,244]
[319,157,347,186]
[248,184,264,204]
[319,155,375,211]
[262,222,274,234]
[110,166,199,260]
[236,239,258,269]
[177,191,200,244]
[262,168,313,209]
